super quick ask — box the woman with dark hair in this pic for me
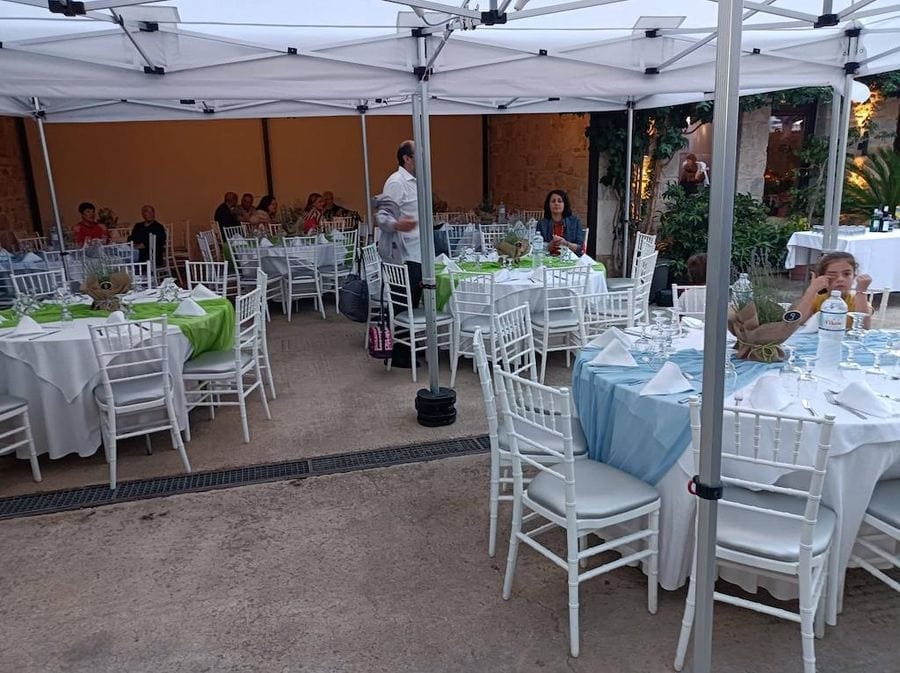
[301,192,324,234]
[73,201,110,246]
[250,195,278,226]
[536,189,584,256]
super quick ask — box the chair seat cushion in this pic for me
[0,394,27,414]
[499,415,589,457]
[94,378,166,407]
[395,308,452,325]
[531,309,579,328]
[527,459,659,520]
[867,479,900,529]
[606,278,635,290]
[460,314,493,333]
[183,350,252,376]
[716,487,836,562]
[318,264,351,274]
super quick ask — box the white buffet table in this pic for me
[785,229,900,289]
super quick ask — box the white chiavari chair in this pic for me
[579,289,636,342]
[320,229,359,313]
[182,288,271,444]
[533,265,591,383]
[607,232,657,290]
[865,287,891,326]
[446,223,472,258]
[849,479,899,593]
[108,227,131,244]
[382,262,453,383]
[520,210,543,222]
[11,268,66,299]
[107,261,153,292]
[89,316,192,490]
[0,396,41,482]
[672,284,707,320]
[674,399,837,673]
[492,305,539,381]
[281,236,325,321]
[448,270,495,387]
[185,261,228,297]
[222,225,245,241]
[229,236,262,297]
[361,243,383,348]
[17,236,46,252]
[102,242,135,263]
[496,366,660,657]
[632,251,658,325]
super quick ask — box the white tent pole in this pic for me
[826,73,855,251]
[359,106,373,241]
[31,96,69,281]
[822,85,842,248]
[693,0,743,671]
[623,100,634,277]
[412,39,441,396]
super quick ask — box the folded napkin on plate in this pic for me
[445,259,461,273]
[589,340,638,368]
[259,237,273,248]
[836,381,893,418]
[576,253,596,266]
[21,252,42,265]
[190,283,219,300]
[640,361,694,396]
[589,326,631,349]
[748,373,792,411]
[681,316,704,330]
[173,298,207,317]
[105,311,126,324]
[316,234,328,245]
[9,316,43,336]
[434,253,451,266]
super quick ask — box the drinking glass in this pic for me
[798,356,818,400]
[724,346,738,393]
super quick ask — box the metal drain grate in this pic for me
[0,435,489,520]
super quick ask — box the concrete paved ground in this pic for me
[0,455,895,673]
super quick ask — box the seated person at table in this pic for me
[239,192,256,222]
[321,191,355,220]
[73,202,110,246]
[300,192,324,233]
[793,251,873,328]
[128,205,167,266]
[214,191,240,233]
[687,252,707,284]
[250,195,279,226]
[536,189,583,256]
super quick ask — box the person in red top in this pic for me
[73,202,110,246]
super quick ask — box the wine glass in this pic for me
[779,345,801,397]
[798,355,818,401]
[724,345,738,393]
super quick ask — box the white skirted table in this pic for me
[785,229,900,289]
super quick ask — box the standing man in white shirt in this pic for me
[376,139,421,368]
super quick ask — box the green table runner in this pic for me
[0,298,235,356]
[434,258,606,310]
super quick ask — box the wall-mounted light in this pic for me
[851,81,871,104]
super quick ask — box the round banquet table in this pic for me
[572,328,900,625]
[0,293,234,460]
[435,256,607,313]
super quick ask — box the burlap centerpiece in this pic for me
[495,238,531,261]
[727,301,801,363]
[82,272,132,312]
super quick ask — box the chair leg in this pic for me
[256,361,272,420]
[673,551,698,672]
[567,526,582,657]
[410,332,418,383]
[144,434,153,455]
[166,398,192,473]
[488,452,502,558]
[264,356,276,400]
[20,412,42,482]
[502,487,524,601]
[799,569,818,673]
[236,374,250,444]
[449,333,459,388]
[648,510,659,614]
[106,418,118,491]
[539,348,548,384]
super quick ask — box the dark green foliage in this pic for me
[658,185,799,282]
[841,148,900,218]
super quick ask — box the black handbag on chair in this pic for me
[338,255,369,323]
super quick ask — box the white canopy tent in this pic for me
[4,3,900,671]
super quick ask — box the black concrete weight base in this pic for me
[415,387,457,427]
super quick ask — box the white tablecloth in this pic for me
[257,243,335,277]
[785,229,900,289]
[0,300,200,459]
[579,329,900,625]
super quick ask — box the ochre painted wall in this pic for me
[0,117,34,235]
[24,115,483,245]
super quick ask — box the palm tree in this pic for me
[842,148,900,219]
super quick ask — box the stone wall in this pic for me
[736,105,769,199]
[487,113,589,219]
[0,116,34,235]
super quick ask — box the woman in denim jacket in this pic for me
[536,189,584,256]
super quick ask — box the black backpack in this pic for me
[338,255,369,323]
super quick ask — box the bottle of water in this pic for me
[497,201,506,224]
[816,290,848,372]
[730,272,753,308]
[531,235,544,270]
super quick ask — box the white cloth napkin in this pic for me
[640,361,694,396]
[316,234,328,245]
[748,373,792,411]
[576,253,596,266]
[10,316,43,336]
[589,326,631,349]
[259,237,273,248]
[681,316,704,330]
[445,259,461,273]
[21,252,42,265]
[105,311,126,324]
[190,284,219,300]
[589,340,638,368]
[435,253,451,266]
[836,381,894,418]
[173,298,207,317]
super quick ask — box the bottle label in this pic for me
[819,310,846,332]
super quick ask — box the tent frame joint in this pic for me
[480,9,507,25]
[48,1,86,16]
[645,29,660,39]
[413,65,430,80]
[645,67,660,75]
[845,61,860,74]
[814,13,839,28]
[845,27,862,38]
[356,103,369,114]
[689,475,723,501]
[287,47,298,55]
[143,66,165,75]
